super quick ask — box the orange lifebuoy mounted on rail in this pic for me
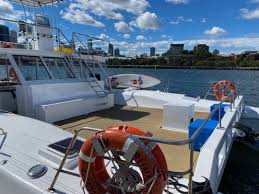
[9,68,18,81]
[79,126,168,194]
[1,42,15,48]
[214,80,235,101]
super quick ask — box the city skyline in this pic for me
[1,0,259,56]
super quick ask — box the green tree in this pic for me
[212,49,220,56]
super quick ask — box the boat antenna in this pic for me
[32,0,39,50]
[51,0,57,30]
[39,4,45,15]
[20,0,29,49]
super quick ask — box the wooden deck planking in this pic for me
[55,106,209,172]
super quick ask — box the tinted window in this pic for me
[48,138,83,156]
[44,58,75,79]
[0,56,18,83]
[36,15,50,27]
[72,58,93,79]
[13,55,51,81]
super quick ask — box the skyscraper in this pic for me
[114,48,120,57]
[150,47,156,57]
[108,43,114,56]
[87,39,93,50]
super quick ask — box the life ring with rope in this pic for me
[78,125,168,194]
[9,68,18,81]
[213,80,235,101]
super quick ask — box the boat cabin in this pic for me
[0,1,113,123]
[0,49,113,123]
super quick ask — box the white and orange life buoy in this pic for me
[1,42,15,48]
[79,126,168,194]
[213,80,235,101]
[9,68,18,81]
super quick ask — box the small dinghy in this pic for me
[110,74,161,89]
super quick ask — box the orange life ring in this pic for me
[1,42,15,48]
[9,68,18,81]
[213,80,235,101]
[79,126,168,194]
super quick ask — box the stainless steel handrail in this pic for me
[72,33,112,91]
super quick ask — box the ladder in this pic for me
[65,55,107,97]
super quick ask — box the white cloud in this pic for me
[204,26,226,36]
[240,8,259,19]
[136,35,145,41]
[60,8,105,27]
[170,16,193,24]
[131,12,159,30]
[123,34,131,39]
[174,36,259,51]
[0,0,15,18]
[165,0,190,4]
[61,0,150,26]
[0,0,25,20]
[112,35,259,57]
[250,0,259,3]
[161,34,172,39]
[97,33,110,41]
[114,21,132,32]
[200,18,207,23]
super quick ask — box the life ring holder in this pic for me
[78,126,168,194]
[213,80,235,101]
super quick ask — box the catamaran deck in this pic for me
[55,105,209,172]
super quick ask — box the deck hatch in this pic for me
[47,138,83,157]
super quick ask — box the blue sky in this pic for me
[1,0,259,56]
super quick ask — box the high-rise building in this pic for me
[87,38,93,50]
[114,48,120,57]
[108,43,114,56]
[169,44,184,55]
[9,30,17,43]
[193,44,209,53]
[150,47,156,57]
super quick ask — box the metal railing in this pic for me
[72,32,112,91]
[0,17,62,51]
[49,88,240,194]
[62,31,107,96]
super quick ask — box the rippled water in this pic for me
[108,68,259,107]
[108,68,259,194]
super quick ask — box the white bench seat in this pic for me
[35,94,114,123]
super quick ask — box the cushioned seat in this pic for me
[189,119,218,151]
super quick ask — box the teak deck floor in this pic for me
[55,105,209,172]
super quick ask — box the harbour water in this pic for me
[108,68,259,194]
[109,68,259,107]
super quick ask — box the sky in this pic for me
[1,0,259,56]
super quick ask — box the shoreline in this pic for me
[107,65,259,70]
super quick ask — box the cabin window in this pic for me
[18,23,33,35]
[43,57,75,79]
[72,58,95,79]
[13,55,51,81]
[35,15,50,27]
[71,58,82,78]
[0,56,15,82]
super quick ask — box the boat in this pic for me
[0,1,258,194]
[109,73,161,89]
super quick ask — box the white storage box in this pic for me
[162,101,195,132]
